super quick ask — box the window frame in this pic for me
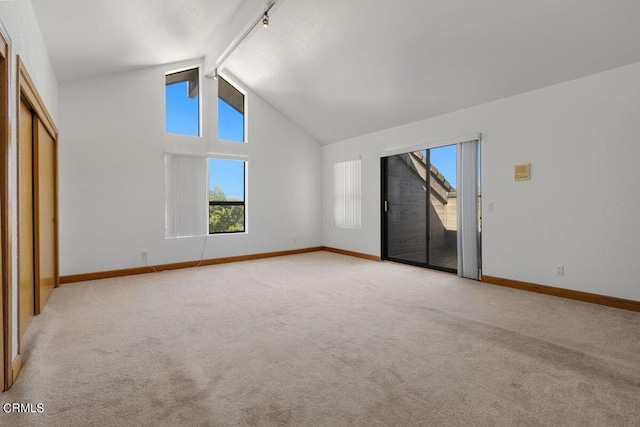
[217,73,247,144]
[333,157,362,229]
[165,65,202,137]
[165,153,208,239]
[207,157,247,235]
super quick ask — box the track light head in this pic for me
[214,1,277,76]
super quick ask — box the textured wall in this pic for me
[58,62,322,275]
[323,61,640,301]
[0,0,59,360]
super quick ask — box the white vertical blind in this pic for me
[165,153,208,238]
[333,158,361,229]
[457,140,481,279]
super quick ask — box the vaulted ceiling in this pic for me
[32,0,257,82]
[33,0,640,144]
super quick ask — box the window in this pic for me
[209,158,246,233]
[165,153,207,238]
[333,158,361,229]
[166,68,200,136]
[165,155,247,237]
[218,76,245,142]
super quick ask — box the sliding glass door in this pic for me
[384,152,428,264]
[382,145,459,273]
[428,145,458,271]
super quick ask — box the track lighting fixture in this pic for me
[207,1,277,78]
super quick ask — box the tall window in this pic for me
[218,76,245,143]
[209,158,246,233]
[166,68,200,136]
[333,158,361,229]
[165,154,207,238]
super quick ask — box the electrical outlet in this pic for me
[488,202,495,213]
[555,265,564,276]
[142,250,148,262]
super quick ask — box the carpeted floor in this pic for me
[2,251,639,426]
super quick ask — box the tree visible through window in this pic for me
[164,67,248,234]
[209,158,245,233]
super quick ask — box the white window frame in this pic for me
[333,157,362,229]
[165,65,202,137]
[217,72,248,144]
[207,156,248,235]
[165,153,208,238]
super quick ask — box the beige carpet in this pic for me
[2,251,639,426]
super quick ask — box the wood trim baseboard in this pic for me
[321,246,381,262]
[481,275,640,313]
[60,247,324,284]
[11,353,20,384]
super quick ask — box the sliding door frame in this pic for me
[15,57,59,384]
[381,151,457,274]
[0,20,11,391]
[380,134,482,278]
[380,157,388,261]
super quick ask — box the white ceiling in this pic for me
[32,0,250,82]
[33,0,640,144]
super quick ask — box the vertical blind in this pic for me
[165,153,208,238]
[456,140,481,279]
[333,158,361,229]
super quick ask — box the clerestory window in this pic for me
[218,76,245,143]
[166,67,200,136]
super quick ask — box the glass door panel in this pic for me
[384,153,427,264]
[382,145,458,273]
[427,145,458,271]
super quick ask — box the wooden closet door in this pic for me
[34,118,56,313]
[18,99,34,338]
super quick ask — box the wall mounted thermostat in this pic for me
[514,163,530,181]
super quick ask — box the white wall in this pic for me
[0,1,59,360]
[59,60,321,276]
[323,61,640,302]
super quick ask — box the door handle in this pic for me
[384,201,388,212]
